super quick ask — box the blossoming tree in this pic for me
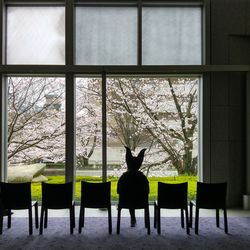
[7,76,198,176]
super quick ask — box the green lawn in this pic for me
[32,175,197,202]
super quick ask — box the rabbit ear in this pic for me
[136,148,146,169]
[125,146,133,168]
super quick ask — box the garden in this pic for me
[31,175,197,202]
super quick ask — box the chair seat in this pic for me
[190,200,196,206]
[6,201,38,210]
[118,202,148,209]
[32,201,38,206]
[155,200,188,210]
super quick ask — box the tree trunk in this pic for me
[173,155,197,176]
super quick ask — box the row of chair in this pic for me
[0,181,228,235]
[154,182,228,235]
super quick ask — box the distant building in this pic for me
[44,94,62,111]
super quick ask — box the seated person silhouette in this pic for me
[117,147,149,227]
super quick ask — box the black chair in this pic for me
[154,182,189,234]
[39,182,75,234]
[0,182,38,235]
[189,182,228,234]
[79,181,112,234]
[117,171,150,235]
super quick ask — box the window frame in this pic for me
[1,0,249,186]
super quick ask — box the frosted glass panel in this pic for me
[76,7,137,65]
[142,7,202,65]
[7,7,65,64]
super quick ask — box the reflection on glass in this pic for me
[7,7,65,64]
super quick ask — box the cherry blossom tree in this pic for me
[8,77,101,167]
[106,77,198,175]
[8,76,198,176]
[8,77,65,164]
[75,78,102,168]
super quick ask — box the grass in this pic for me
[31,175,198,202]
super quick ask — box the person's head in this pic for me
[125,146,146,171]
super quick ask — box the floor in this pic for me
[11,206,250,218]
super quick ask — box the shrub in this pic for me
[31,175,197,202]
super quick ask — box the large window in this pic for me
[0,1,203,201]
[106,77,199,178]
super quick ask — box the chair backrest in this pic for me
[41,182,73,209]
[80,181,111,208]
[196,182,227,209]
[157,182,188,209]
[117,171,149,209]
[0,182,32,209]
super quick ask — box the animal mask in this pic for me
[125,146,146,171]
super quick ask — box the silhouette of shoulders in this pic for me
[117,170,149,195]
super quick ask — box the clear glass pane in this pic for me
[75,77,102,201]
[7,77,65,200]
[7,7,65,64]
[142,7,202,65]
[106,77,198,193]
[75,7,137,65]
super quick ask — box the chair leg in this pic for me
[144,208,148,228]
[157,207,161,235]
[7,209,11,229]
[82,207,85,228]
[28,207,33,235]
[146,207,150,235]
[108,206,112,234]
[195,207,199,234]
[117,208,121,234]
[189,201,193,228]
[181,209,184,228]
[154,202,157,228]
[72,203,75,228]
[185,207,190,235]
[34,202,39,229]
[70,207,74,234]
[216,209,220,227]
[78,206,83,234]
[44,209,48,228]
[0,209,3,234]
[39,207,44,235]
[224,208,228,234]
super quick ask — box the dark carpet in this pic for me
[0,217,250,249]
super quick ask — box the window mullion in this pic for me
[102,71,107,182]
[138,0,142,65]
[0,1,7,181]
[66,0,74,65]
[0,74,7,182]
[65,0,75,183]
